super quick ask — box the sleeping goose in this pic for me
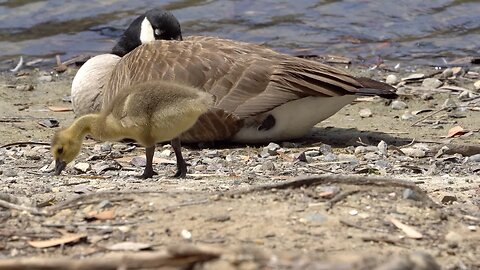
[71,9,397,144]
[53,80,213,178]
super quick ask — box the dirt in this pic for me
[0,63,479,269]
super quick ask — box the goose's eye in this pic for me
[154,29,163,37]
[57,147,63,155]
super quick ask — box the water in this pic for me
[0,0,479,66]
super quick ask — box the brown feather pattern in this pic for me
[104,36,395,142]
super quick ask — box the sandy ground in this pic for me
[0,63,479,269]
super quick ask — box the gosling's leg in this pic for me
[171,137,187,178]
[139,146,157,179]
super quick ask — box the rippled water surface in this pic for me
[0,0,479,65]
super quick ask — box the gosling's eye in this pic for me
[57,147,63,155]
[154,29,163,37]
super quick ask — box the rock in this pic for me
[261,160,275,171]
[354,146,378,154]
[94,143,112,152]
[15,84,34,91]
[445,231,462,248]
[458,90,475,100]
[296,152,309,162]
[261,142,280,157]
[130,157,146,167]
[403,188,422,201]
[318,144,332,155]
[401,111,415,121]
[304,150,319,157]
[74,162,90,173]
[402,73,425,81]
[322,153,337,162]
[441,194,457,204]
[441,68,454,79]
[38,75,52,82]
[348,209,358,216]
[385,74,399,85]
[359,108,372,118]
[180,229,192,240]
[98,200,113,209]
[467,154,480,162]
[391,100,408,110]
[159,149,171,158]
[401,147,426,158]
[3,169,17,177]
[377,141,388,156]
[442,98,457,109]
[92,161,121,174]
[474,80,480,91]
[38,119,59,128]
[421,78,443,89]
[364,152,379,160]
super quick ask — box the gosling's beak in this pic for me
[54,159,67,175]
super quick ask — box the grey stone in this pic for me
[74,162,90,173]
[3,169,17,177]
[401,111,415,121]
[391,100,408,110]
[318,144,332,155]
[377,140,388,156]
[421,78,443,89]
[323,153,337,162]
[261,142,281,157]
[474,80,480,91]
[441,68,453,79]
[359,108,372,118]
[385,74,400,85]
[467,154,480,162]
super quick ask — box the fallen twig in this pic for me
[430,143,480,157]
[411,107,447,127]
[10,56,23,72]
[0,141,50,149]
[232,174,440,208]
[325,190,361,210]
[0,245,221,270]
[0,199,47,216]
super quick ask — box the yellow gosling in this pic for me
[51,80,213,178]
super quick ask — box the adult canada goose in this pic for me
[53,80,213,178]
[72,9,397,144]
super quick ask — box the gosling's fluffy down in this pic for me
[52,80,214,178]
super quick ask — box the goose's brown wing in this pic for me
[105,37,394,142]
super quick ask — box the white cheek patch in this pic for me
[140,17,155,44]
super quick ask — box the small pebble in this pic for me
[441,194,457,204]
[467,154,480,162]
[401,147,426,158]
[441,68,453,79]
[391,100,408,110]
[3,169,18,177]
[322,153,337,162]
[38,75,53,82]
[261,160,275,171]
[304,150,319,157]
[348,209,358,216]
[402,73,425,81]
[364,152,379,160]
[354,146,378,154]
[359,108,372,118]
[15,84,35,91]
[401,111,415,121]
[261,142,280,157]
[377,141,388,156]
[130,157,146,167]
[421,78,443,89]
[159,149,171,158]
[74,162,90,173]
[442,98,457,109]
[403,188,421,201]
[318,144,332,155]
[180,229,192,240]
[385,74,399,85]
[474,80,480,91]
[98,200,113,209]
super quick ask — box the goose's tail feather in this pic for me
[355,77,398,99]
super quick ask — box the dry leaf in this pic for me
[388,217,423,239]
[447,126,468,138]
[48,106,72,112]
[28,233,87,248]
[85,209,115,221]
[107,242,152,251]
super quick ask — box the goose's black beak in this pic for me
[54,159,66,175]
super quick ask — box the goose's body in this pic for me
[53,80,213,178]
[71,9,397,144]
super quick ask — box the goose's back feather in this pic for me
[104,36,395,142]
